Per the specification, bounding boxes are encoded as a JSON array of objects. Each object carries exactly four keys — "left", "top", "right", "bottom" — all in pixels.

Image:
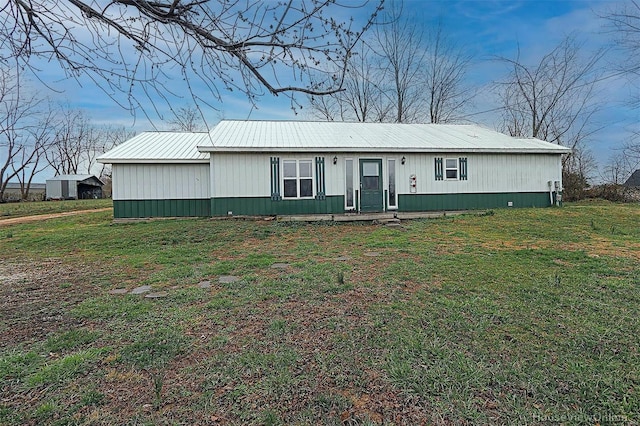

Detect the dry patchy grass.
[{"left": 0, "top": 203, "right": 638, "bottom": 425}]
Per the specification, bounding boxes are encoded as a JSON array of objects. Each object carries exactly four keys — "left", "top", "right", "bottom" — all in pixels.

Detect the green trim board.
[
  {"left": 398, "top": 192, "right": 552, "bottom": 211},
  {"left": 270, "top": 156, "right": 281, "bottom": 200},
  {"left": 315, "top": 156, "right": 326, "bottom": 199},
  {"left": 435, "top": 157, "right": 444, "bottom": 180},
  {"left": 459, "top": 157, "right": 468, "bottom": 180},
  {"left": 212, "top": 192, "right": 550, "bottom": 216},
  {"left": 113, "top": 199, "right": 210, "bottom": 218},
  {"left": 113, "top": 192, "right": 553, "bottom": 218},
  {"left": 211, "top": 196, "right": 344, "bottom": 216}
]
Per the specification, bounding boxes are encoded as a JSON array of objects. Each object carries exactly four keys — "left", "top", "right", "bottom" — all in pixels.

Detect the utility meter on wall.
[{"left": 410, "top": 174, "right": 417, "bottom": 193}]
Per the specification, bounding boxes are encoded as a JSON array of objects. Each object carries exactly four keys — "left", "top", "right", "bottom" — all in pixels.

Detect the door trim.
[{"left": 359, "top": 158, "right": 383, "bottom": 212}]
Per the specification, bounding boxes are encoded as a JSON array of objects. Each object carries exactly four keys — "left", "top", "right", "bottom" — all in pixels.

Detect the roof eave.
[
  {"left": 197, "top": 146, "right": 572, "bottom": 154},
  {"left": 97, "top": 158, "right": 209, "bottom": 164}
]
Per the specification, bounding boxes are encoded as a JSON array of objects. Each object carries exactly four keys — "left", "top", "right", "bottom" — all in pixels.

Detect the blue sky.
[{"left": 15, "top": 0, "right": 640, "bottom": 178}]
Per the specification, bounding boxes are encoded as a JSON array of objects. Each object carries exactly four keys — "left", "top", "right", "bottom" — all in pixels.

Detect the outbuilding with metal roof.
[
  {"left": 98, "top": 120, "right": 570, "bottom": 218},
  {"left": 46, "top": 174, "right": 104, "bottom": 200}
]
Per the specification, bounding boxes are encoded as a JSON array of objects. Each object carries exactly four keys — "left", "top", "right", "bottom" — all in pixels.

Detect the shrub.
[{"left": 585, "top": 184, "right": 639, "bottom": 203}]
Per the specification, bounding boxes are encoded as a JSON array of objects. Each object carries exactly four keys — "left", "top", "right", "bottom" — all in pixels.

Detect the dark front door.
[{"left": 359, "top": 159, "right": 383, "bottom": 212}]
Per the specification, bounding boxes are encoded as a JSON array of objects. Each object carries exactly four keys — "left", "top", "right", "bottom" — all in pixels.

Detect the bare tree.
[
  {"left": 494, "top": 36, "right": 606, "bottom": 199},
  {"left": 309, "top": 41, "right": 389, "bottom": 122},
  {"left": 340, "top": 42, "right": 390, "bottom": 122},
  {"left": 307, "top": 8, "right": 473, "bottom": 124},
  {"left": 45, "top": 107, "right": 123, "bottom": 176},
  {"left": 615, "top": 133, "right": 640, "bottom": 183},
  {"left": 167, "top": 105, "right": 206, "bottom": 132},
  {"left": 12, "top": 105, "right": 55, "bottom": 200},
  {"left": 95, "top": 125, "right": 135, "bottom": 181},
  {"left": 424, "top": 22, "right": 474, "bottom": 123},
  {"left": 497, "top": 37, "right": 603, "bottom": 143},
  {"left": 602, "top": 151, "right": 636, "bottom": 185},
  {"left": 0, "top": 66, "right": 23, "bottom": 200},
  {"left": 623, "top": 132, "right": 640, "bottom": 163},
  {"left": 495, "top": 36, "right": 604, "bottom": 183},
  {"left": 602, "top": 0, "right": 640, "bottom": 79},
  {"left": 2, "top": 0, "right": 384, "bottom": 115},
  {"left": 602, "top": 1, "right": 640, "bottom": 162},
  {"left": 595, "top": 140, "right": 640, "bottom": 202},
  {"left": 308, "top": 92, "right": 346, "bottom": 121},
  {"left": 0, "top": 63, "right": 52, "bottom": 201},
  {"left": 45, "top": 108, "right": 93, "bottom": 176},
  {"left": 375, "top": 2, "right": 426, "bottom": 123}
]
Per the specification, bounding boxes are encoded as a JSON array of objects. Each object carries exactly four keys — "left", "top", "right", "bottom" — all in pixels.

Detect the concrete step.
[{"left": 374, "top": 217, "right": 401, "bottom": 225}]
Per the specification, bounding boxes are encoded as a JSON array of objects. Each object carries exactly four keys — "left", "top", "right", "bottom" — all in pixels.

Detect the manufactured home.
[{"left": 97, "top": 121, "right": 570, "bottom": 219}]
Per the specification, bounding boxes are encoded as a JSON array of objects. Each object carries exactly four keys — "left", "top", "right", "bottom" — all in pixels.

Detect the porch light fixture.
[
  {"left": 401, "top": 156, "right": 406, "bottom": 165},
  {"left": 333, "top": 156, "right": 338, "bottom": 164}
]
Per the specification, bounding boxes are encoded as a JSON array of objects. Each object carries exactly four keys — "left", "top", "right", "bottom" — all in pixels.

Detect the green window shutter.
[
  {"left": 270, "top": 157, "right": 281, "bottom": 201},
  {"left": 435, "top": 157, "right": 443, "bottom": 181},
  {"left": 315, "top": 157, "right": 326, "bottom": 200},
  {"left": 459, "top": 157, "right": 468, "bottom": 180}
]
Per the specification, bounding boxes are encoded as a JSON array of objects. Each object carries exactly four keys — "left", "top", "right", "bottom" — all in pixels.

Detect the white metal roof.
[
  {"left": 5, "top": 182, "right": 46, "bottom": 189},
  {"left": 199, "top": 120, "right": 572, "bottom": 154},
  {"left": 97, "top": 132, "right": 210, "bottom": 163},
  {"left": 47, "top": 174, "right": 100, "bottom": 182}
]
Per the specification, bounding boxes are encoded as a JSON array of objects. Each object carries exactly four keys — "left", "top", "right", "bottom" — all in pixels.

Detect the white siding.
[
  {"left": 372, "top": 153, "right": 560, "bottom": 195},
  {"left": 211, "top": 154, "right": 271, "bottom": 198},
  {"left": 211, "top": 152, "right": 562, "bottom": 199},
  {"left": 112, "top": 164, "right": 209, "bottom": 200},
  {"left": 416, "top": 154, "right": 562, "bottom": 194},
  {"left": 211, "top": 153, "right": 355, "bottom": 198},
  {"left": 324, "top": 155, "right": 342, "bottom": 196},
  {"left": 68, "top": 182, "right": 78, "bottom": 199},
  {"left": 45, "top": 180, "right": 62, "bottom": 199}
]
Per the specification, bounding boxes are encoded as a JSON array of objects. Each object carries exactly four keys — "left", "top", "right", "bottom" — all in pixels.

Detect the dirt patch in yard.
[
  {"left": 0, "top": 208, "right": 112, "bottom": 227},
  {"left": 0, "top": 259, "right": 100, "bottom": 348},
  {"left": 477, "top": 237, "right": 640, "bottom": 260}
]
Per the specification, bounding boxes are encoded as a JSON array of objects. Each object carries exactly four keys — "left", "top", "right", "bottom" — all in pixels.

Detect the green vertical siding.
[
  {"left": 211, "top": 196, "right": 345, "bottom": 216},
  {"left": 114, "top": 192, "right": 551, "bottom": 218},
  {"left": 398, "top": 192, "right": 552, "bottom": 211},
  {"left": 113, "top": 199, "right": 210, "bottom": 218}
]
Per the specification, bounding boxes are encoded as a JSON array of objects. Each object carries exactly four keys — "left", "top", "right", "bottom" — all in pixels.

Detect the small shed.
[
  {"left": 46, "top": 174, "right": 104, "bottom": 200},
  {"left": 623, "top": 170, "right": 640, "bottom": 187}
]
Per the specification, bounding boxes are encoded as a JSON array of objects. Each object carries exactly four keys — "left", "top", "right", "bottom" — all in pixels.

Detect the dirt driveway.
[{"left": 0, "top": 207, "right": 112, "bottom": 227}]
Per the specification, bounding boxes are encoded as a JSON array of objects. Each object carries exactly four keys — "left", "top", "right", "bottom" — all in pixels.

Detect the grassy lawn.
[
  {"left": 0, "top": 201, "right": 638, "bottom": 425},
  {"left": 0, "top": 199, "right": 112, "bottom": 219}
]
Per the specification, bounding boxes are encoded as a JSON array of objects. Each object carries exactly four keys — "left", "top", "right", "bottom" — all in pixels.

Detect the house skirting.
[
  {"left": 113, "top": 199, "right": 210, "bottom": 218},
  {"left": 398, "top": 191, "right": 552, "bottom": 211},
  {"left": 210, "top": 196, "right": 345, "bottom": 216},
  {"left": 112, "top": 192, "right": 553, "bottom": 218}
]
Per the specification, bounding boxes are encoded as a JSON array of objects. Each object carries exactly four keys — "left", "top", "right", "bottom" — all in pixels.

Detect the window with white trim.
[
  {"left": 445, "top": 158, "right": 459, "bottom": 180},
  {"left": 388, "top": 158, "right": 397, "bottom": 208},
  {"left": 283, "top": 159, "right": 314, "bottom": 198},
  {"left": 345, "top": 159, "right": 354, "bottom": 209},
  {"left": 436, "top": 157, "right": 468, "bottom": 181}
]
